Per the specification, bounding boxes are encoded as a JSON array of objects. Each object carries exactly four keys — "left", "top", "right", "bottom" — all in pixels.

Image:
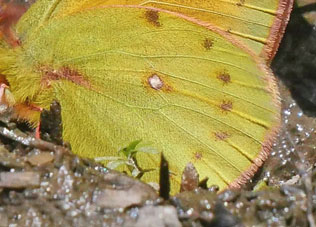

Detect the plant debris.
[
  {"left": 180, "top": 162, "right": 199, "bottom": 192},
  {"left": 0, "top": 172, "right": 40, "bottom": 188}
]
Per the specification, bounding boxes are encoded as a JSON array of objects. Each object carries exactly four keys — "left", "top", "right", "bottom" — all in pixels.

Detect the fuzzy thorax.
[{"left": 0, "top": 43, "right": 52, "bottom": 125}]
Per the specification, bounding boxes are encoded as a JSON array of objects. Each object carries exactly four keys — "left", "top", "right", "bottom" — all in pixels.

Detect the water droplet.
[
  {"left": 296, "top": 124, "right": 303, "bottom": 132},
  {"left": 236, "top": 201, "right": 244, "bottom": 208},
  {"left": 186, "top": 208, "right": 194, "bottom": 215},
  {"left": 284, "top": 109, "right": 291, "bottom": 116}
]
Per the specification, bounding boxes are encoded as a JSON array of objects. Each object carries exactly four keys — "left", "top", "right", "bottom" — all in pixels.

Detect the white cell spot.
[{"left": 148, "top": 74, "right": 164, "bottom": 90}]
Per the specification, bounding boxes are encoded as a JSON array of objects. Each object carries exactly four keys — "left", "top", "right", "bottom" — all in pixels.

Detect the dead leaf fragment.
[
  {"left": 94, "top": 173, "right": 158, "bottom": 209},
  {"left": 180, "top": 162, "right": 199, "bottom": 192},
  {"left": 27, "top": 152, "right": 54, "bottom": 166},
  {"left": 127, "top": 205, "right": 181, "bottom": 227},
  {"left": 0, "top": 172, "right": 40, "bottom": 188}
]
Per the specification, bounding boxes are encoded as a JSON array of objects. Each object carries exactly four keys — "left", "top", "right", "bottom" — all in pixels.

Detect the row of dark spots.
[
  {"left": 145, "top": 10, "right": 231, "bottom": 82},
  {"left": 147, "top": 73, "right": 233, "bottom": 112},
  {"left": 143, "top": 10, "right": 236, "bottom": 164},
  {"left": 202, "top": 39, "right": 233, "bottom": 85},
  {"left": 145, "top": 10, "right": 214, "bottom": 51},
  {"left": 144, "top": 10, "right": 234, "bottom": 112},
  {"left": 202, "top": 39, "right": 233, "bottom": 86},
  {"left": 144, "top": 10, "right": 214, "bottom": 55},
  {"left": 193, "top": 131, "right": 230, "bottom": 161},
  {"left": 144, "top": 10, "right": 232, "bottom": 86}
]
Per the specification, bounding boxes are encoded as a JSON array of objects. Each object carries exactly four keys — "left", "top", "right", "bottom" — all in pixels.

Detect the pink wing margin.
[{"left": 262, "top": 0, "right": 294, "bottom": 61}]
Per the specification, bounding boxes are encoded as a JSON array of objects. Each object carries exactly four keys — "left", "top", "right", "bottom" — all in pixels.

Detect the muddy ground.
[{"left": 0, "top": 1, "right": 316, "bottom": 226}]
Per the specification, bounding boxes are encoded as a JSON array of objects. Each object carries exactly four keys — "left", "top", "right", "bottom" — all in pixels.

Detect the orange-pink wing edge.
[{"left": 262, "top": 0, "right": 294, "bottom": 61}]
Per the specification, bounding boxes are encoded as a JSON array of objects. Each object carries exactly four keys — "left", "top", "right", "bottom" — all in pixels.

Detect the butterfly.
[{"left": 0, "top": 0, "right": 289, "bottom": 192}]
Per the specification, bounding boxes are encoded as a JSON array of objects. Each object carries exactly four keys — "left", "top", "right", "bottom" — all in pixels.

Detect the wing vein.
[
  {"left": 162, "top": 104, "right": 263, "bottom": 145},
  {"left": 159, "top": 111, "right": 237, "bottom": 183},
  {"left": 140, "top": 0, "right": 271, "bottom": 27}
]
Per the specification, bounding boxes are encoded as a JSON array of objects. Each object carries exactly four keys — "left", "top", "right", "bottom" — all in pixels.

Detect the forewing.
[{"left": 17, "top": 0, "right": 293, "bottom": 60}]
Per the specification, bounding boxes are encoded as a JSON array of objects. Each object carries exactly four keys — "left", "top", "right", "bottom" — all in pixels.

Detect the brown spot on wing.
[
  {"left": 145, "top": 10, "right": 161, "bottom": 27},
  {"left": 40, "top": 66, "right": 92, "bottom": 89},
  {"left": 203, "top": 38, "right": 213, "bottom": 50},
  {"left": 220, "top": 100, "right": 233, "bottom": 112},
  {"left": 217, "top": 72, "right": 231, "bottom": 85},
  {"left": 194, "top": 152, "right": 203, "bottom": 160},
  {"left": 236, "top": 0, "right": 245, "bottom": 6},
  {"left": 214, "top": 131, "right": 230, "bottom": 141}
]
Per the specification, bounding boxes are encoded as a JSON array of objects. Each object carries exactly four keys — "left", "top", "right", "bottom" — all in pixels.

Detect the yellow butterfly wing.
[
  {"left": 6, "top": 5, "right": 280, "bottom": 193},
  {"left": 17, "top": 0, "right": 294, "bottom": 60}
]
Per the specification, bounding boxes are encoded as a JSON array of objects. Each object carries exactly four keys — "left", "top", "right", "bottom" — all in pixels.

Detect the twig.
[
  {"left": 303, "top": 171, "right": 316, "bottom": 227},
  {"left": 0, "top": 126, "right": 68, "bottom": 153}
]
